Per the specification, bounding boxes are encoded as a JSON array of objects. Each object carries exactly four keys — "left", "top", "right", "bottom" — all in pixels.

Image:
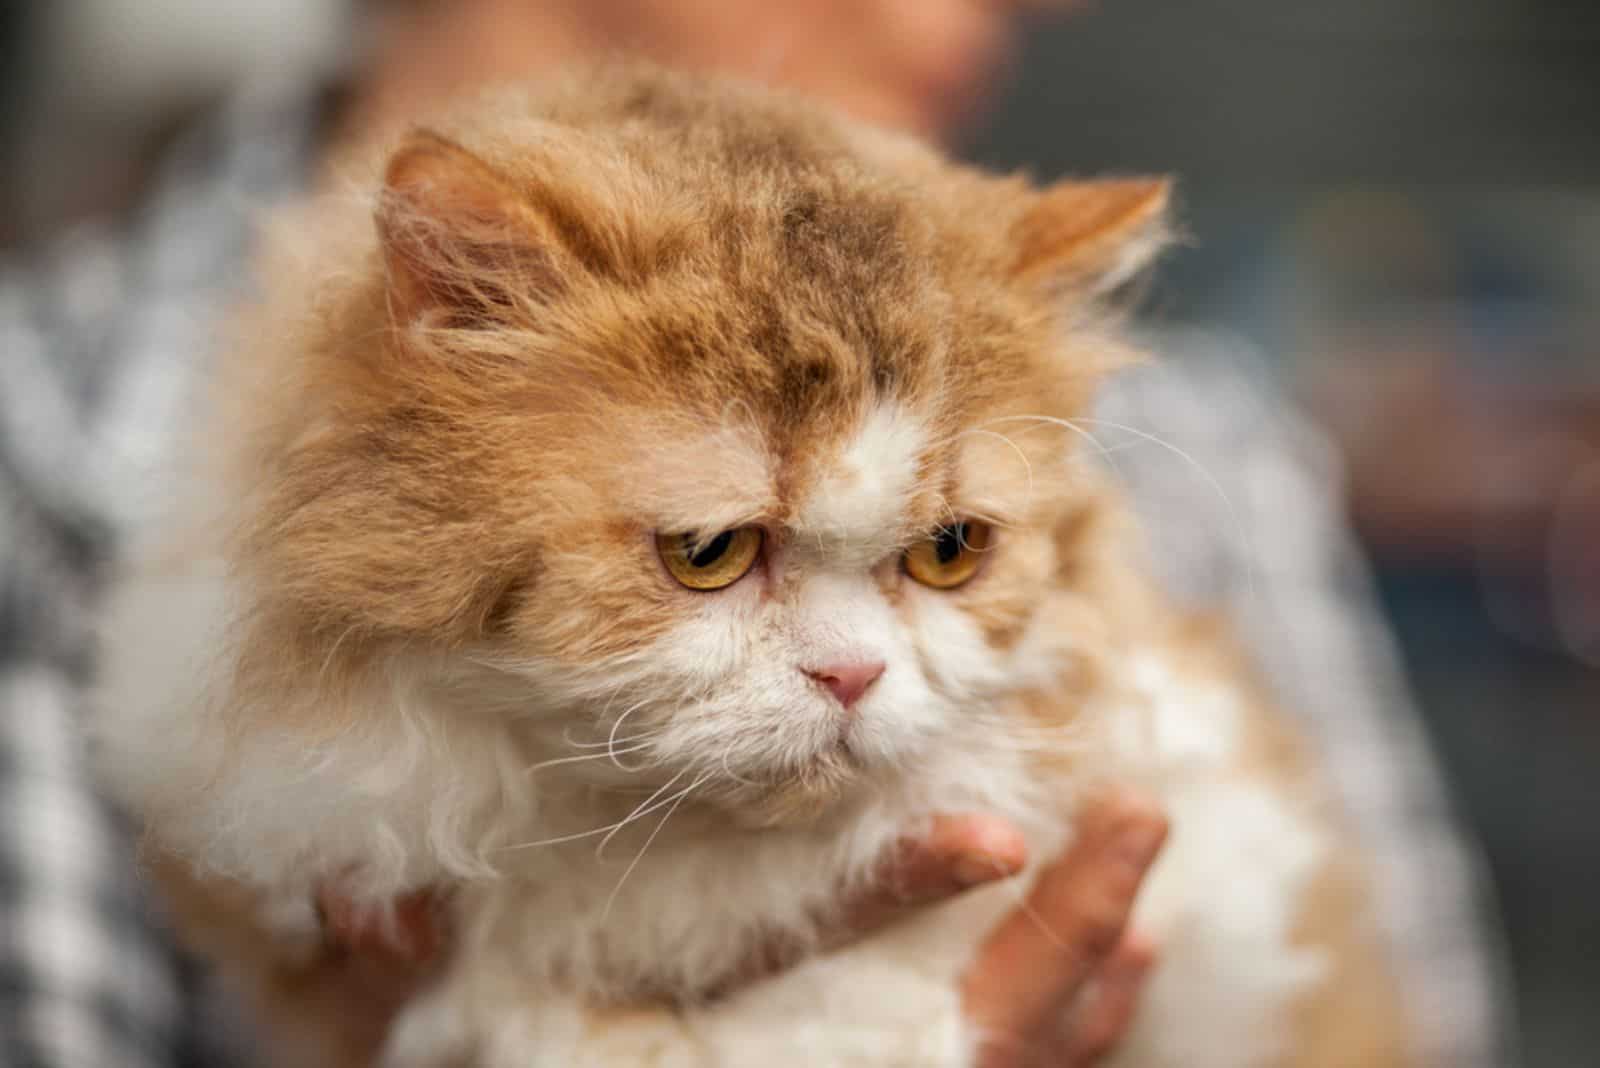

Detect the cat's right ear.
[
  {"left": 376, "top": 132, "right": 564, "bottom": 328},
  {"left": 1009, "top": 178, "right": 1173, "bottom": 303}
]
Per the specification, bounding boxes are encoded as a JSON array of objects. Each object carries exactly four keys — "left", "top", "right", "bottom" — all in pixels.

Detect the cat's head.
[{"left": 243, "top": 71, "right": 1169, "bottom": 826}]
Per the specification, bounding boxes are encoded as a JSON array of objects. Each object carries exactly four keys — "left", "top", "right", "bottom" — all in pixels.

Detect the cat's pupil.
[
  {"left": 689, "top": 531, "right": 733, "bottom": 568},
  {"left": 935, "top": 525, "right": 966, "bottom": 565}
]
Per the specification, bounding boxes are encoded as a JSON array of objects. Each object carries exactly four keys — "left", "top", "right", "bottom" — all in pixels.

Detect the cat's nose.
[{"left": 804, "top": 660, "right": 885, "bottom": 710}]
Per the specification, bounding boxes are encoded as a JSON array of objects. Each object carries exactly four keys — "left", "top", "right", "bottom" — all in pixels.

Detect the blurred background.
[
  {"left": 968, "top": 8, "right": 1600, "bottom": 1066},
  {"left": 2, "top": 1, "right": 1595, "bottom": 1065}
]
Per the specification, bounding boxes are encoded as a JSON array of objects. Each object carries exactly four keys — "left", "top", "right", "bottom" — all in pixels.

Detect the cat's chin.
[{"left": 718, "top": 747, "right": 867, "bottom": 829}]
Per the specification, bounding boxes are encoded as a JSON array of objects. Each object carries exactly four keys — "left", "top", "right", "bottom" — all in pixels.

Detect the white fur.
[
  {"left": 1104, "top": 657, "right": 1328, "bottom": 1068},
  {"left": 94, "top": 398, "right": 1331, "bottom": 1067},
  {"left": 799, "top": 403, "right": 927, "bottom": 553}
]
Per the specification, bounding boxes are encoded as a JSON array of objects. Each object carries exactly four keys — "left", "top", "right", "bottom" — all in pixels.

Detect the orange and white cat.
[{"left": 93, "top": 66, "right": 1413, "bottom": 1067}]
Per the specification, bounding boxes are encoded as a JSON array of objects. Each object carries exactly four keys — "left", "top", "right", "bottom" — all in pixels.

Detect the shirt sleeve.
[
  {"left": 0, "top": 85, "right": 316, "bottom": 1068},
  {"left": 0, "top": 238, "right": 196, "bottom": 1068}
]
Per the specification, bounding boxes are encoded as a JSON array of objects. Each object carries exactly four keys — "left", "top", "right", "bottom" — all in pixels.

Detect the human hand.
[
  {"left": 960, "top": 792, "right": 1167, "bottom": 1067},
  {"left": 309, "top": 885, "right": 449, "bottom": 1059},
  {"left": 318, "top": 790, "right": 1166, "bottom": 1065},
  {"left": 748, "top": 791, "right": 1167, "bottom": 1065}
]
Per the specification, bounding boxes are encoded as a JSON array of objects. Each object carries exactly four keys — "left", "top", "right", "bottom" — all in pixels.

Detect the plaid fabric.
[
  {"left": 0, "top": 85, "right": 315, "bottom": 1068},
  {"left": 0, "top": 87, "right": 1513, "bottom": 1067}
]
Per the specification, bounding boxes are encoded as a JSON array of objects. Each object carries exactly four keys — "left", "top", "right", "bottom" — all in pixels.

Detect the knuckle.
[
  {"left": 1071, "top": 1030, "right": 1116, "bottom": 1063},
  {"left": 1117, "top": 793, "right": 1169, "bottom": 834},
  {"left": 1072, "top": 898, "right": 1131, "bottom": 961}
]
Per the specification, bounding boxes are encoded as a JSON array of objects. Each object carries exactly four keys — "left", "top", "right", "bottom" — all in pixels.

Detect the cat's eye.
[
  {"left": 903, "top": 521, "right": 992, "bottom": 589},
  {"left": 657, "top": 527, "right": 763, "bottom": 591}
]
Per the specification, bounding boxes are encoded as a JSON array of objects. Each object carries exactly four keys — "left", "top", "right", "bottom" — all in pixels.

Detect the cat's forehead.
[
  {"left": 622, "top": 400, "right": 929, "bottom": 537},
  {"left": 794, "top": 402, "right": 931, "bottom": 544},
  {"left": 605, "top": 243, "right": 1059, "bottom": 545},
  {"left": 625, "top": 392, "right": 1039, "bottom": 556}
]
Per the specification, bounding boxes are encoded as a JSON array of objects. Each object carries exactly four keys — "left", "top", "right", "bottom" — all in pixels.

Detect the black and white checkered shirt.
[{"left": 0, "top": 84, "right": 1515, "bottom": 1068}]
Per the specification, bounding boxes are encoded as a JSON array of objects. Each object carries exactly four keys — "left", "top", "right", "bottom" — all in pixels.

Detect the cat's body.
[{"left": 94, "top": 67, "right": 1413, "bottom": 1067}]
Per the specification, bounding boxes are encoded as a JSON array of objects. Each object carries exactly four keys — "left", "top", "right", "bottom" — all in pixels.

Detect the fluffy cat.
[{"left": 93, "top": 66, "right": 1415, "bottom": 1067}]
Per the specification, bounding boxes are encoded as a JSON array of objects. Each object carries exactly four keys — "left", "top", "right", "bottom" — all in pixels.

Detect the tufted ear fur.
[
  {"left": 1010, "top": 178, "right": 1172, "bottom": 300},
  {"left": 377, "top": 132, "right": 575, "bottom": 328}
]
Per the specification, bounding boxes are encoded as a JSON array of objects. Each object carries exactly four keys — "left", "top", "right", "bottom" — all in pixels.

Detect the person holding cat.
[{"left": 0, "top": 2, "right": 1507, "bottom": 1067}]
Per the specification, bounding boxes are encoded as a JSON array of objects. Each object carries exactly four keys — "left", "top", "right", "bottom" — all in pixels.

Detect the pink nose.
[{"left": 805, "top": 660, "right": 885, "bottom": 710}]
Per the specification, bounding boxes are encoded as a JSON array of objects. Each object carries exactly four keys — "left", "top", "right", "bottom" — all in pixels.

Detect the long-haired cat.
[{"left": 93, "top": 66, "right": 1415, "bottom": 1067}]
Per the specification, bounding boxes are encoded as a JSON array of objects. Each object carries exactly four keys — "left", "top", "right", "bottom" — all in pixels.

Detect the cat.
[{"left": 92, "top": 65, "right": 1414, "bottom": 1068}]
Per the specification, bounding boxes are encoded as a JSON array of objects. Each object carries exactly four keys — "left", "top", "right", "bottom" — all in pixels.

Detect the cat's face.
[
  {"left": 484, "top": 386, "right": 1085, "bottom": 826},
  {"left": 250, "top": 73, "right": 1167, "bottom": 825}
]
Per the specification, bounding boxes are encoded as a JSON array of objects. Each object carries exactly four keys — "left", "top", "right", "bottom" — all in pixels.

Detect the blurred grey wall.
[
  {"left": 968, "top": 0, "right": 1600, "bottom": 326},
  {"left": 971, "top": 0, "right": 1600, "bottom": 185}
]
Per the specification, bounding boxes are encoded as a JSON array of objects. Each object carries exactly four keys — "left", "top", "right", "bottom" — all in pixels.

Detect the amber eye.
[
  {"left": 657, "top": 528, "right": 763, "bottom": 591},
  {"left": 903, "top": 520, "right": 992, "bottom": 589}
]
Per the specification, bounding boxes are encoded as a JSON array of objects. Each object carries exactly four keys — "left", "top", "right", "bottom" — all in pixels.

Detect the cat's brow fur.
[
  {"left": 232, "top": 68, "right": 1118, "bottom": 658},
  {"left": 93, "top": 65, "right": 1413, "bottom": 1068}
]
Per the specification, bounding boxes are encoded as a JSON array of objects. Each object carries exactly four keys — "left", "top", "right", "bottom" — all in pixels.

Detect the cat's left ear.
[{"left": 1010, "top": 178, "right": 1172, "bottom": 300}]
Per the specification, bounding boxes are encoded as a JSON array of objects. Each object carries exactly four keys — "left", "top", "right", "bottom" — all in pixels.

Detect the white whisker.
[
  {"left": 1072, "top": 415, "right": 1257, "bottom": 601},
  {"left": 523, "top": 742, "right": 653, "bottom": 775},
  {"left": 979, "top": 851, "right": 1070, "bottom": 953},
  {"left": 980, "top": 413, "right": 1126, "bottom": 485},
  {"left": 959, "top": 428, "right": 1035, "bottom": 511},
  {"left": 600, "top": 771, "right": 710, "bottom": 922},
  {"left": 596, "top": 766, "right": 691, "bottom": 859},
  {"left": 606, "top": 699, "right": 650, "bottom": 764},
  {"left": 561, "top": 729, "right": 661, "bottom": 750},
  {"left": 496, "top": 767, "right": 689, "bottom": 853},
  {"left": 718, "top": 744, "right": 760, "bottom": 787},
  {"left": 981, "top": 412, "right": 1256, "bottom": 600}
]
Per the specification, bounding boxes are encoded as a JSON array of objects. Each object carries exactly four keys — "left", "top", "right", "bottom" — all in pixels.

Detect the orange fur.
[{"left": 113, "top": 65, "right": 1416, "bottom": 1067}]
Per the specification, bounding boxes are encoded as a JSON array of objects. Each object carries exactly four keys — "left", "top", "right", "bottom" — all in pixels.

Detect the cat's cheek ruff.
[
  {"left": 902, "top": 587, "right": 1026, "bottom": 704},
  {"left": 92, "top": 571, "right": 536, "bottom": 903}
]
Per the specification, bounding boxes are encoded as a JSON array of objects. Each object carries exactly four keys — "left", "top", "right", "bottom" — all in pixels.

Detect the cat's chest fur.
[
  {"left": 472, "top": 642, "right": 1306, "bottom": 988},
  {"left": 382, "top": 643, "right": 1336, "bottom": 1068},
  {"left": 452, "top": 716, "right": 1062, "bottom": 1003}
]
